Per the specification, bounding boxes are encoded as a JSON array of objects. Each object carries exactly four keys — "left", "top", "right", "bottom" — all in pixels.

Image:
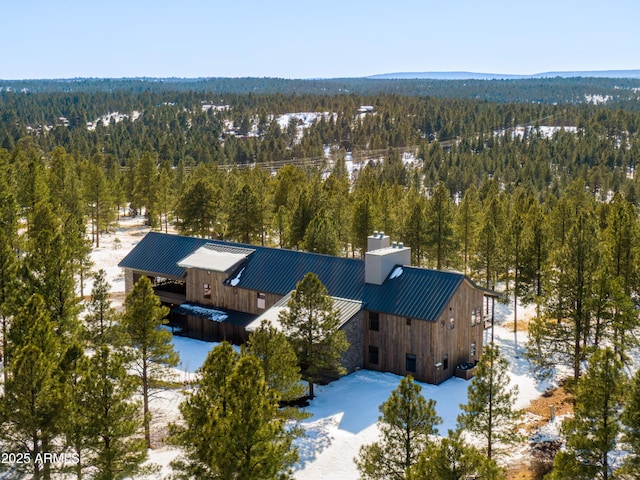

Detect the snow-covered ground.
[{"left": 94, "top": 216, "right": 551, "bottom": 479}]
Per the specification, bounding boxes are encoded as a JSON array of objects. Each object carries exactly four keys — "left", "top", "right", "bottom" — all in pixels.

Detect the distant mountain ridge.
[{"left": 367, "top": 70, "right": 640, "bottom": 80}]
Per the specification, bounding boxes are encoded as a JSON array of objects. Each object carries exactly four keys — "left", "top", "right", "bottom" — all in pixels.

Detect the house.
[{"left": 118, "top": 231, "right": 497, "bottom": 384}]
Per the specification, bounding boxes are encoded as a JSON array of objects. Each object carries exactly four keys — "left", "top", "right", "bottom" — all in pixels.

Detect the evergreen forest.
[{"left": 2, "top": 77, "right": 640, "bottom": 478}]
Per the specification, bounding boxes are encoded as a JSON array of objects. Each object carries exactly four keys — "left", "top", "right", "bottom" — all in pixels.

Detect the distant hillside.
[
  {"left": 2, "top": 76, "right": 640, "bottom": 109},
  {"left": 368, "top": 70, "right": 640, "bottom": 80}
]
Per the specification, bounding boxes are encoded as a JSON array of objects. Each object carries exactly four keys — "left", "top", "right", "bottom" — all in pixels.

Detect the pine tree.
[
  {"left": 407, "top": 429, "right": 504, "bottom": 480},
  {"left": 12, "top": 140, "right": 50, "bottom": 220},
  {"left": 133, "top": 151, "right": 159, "bottom": 228},
  {"left": 174, "top": 176, "right": 221, "bottom": 238},
  {"left": 289, "top": 186, "right": 315, "bottom": 249},
  {"left": 84, "top": 269, "right": 121, "bottom": 348},
  {"left": 503, "top": 188, "right": 531, "bottom": 333},
  {"left": 171, "top": 342, "right": 239, "bottom": 478},
  {"left": 303, "top": 211, "right": 340, "bottom": 256},
  {"left": 75, "top": 346, "right": 147, "bottom": 479},
  {"left": 355, "top": 375, "right": 442, "bottom": 480},
  {"left": 279, "top": 272, "right": 348, "bottom": 398},
  {"left": 244, "top": 320, "right": 306, "bottom": 405},
  {"left": 621, "top": 368, "right": 640, "bottom": 478},
  {"left": 208, "top": 355, "right": 298, "bottom": 479},
  {"left": 0, "top": 168, "right": 20, "bottom": 384},
  {"left": 402, "top": 188, "right": 427, "bottom": 266},
  {"left": 85, "top": 161, "right": 115, "bottom": 247},
  {"left": 457, "top": 344, "right": 521, "bottom": 459},
  {"left": 247, "top": 167, "right": 273, "bottom": 246},
  {"left": 519, "top": 197, "right": 550, "bottom": 318},
  {"left": 475, "top": 190, "right": 504, "bottom": 289},
  {"left": 22, "top": 201, "right": 81, "bottom": 337},
  {"left": 171, "top": 344, "right": 299, "bottom": 479},
  {"left": 350, "top": 192, "right": 378, "bottom": 258},
  {"left": 550, "top": 347, "right": 625, "bottom": 480},
  {"left": 227, "top": 183, "right": 261, "bottom": 244},
  {"left": 545, "top": 204, "right": 600, "bottom": 380},
  {"left": 453, "top": 184, "right": 481, "bottom": 275},
  {"left": 121, "top": 276, "right": 179, "bottom": 448},
  {"left": 323, "top": 157, "right": 351, "bottom": 253},
  {"left": 424, "top": 182, "right": 456, "bottom": 270},
  {"left": 157, "top": 164, "right": 174, "bottom": 234},
  {"left": 1, "top": 296, "right": 65, "bottom": 480},
  {"left": 601, "top": 193, "right": 640, "bottom": 359}
]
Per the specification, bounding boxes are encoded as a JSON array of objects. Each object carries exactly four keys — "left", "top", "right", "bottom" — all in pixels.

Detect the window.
[
  {"left": 369, "top": 346, "right": 379, "bottom": 365},
  {"left": 406, "top": 354, "right": 416, "bottom": 372},
  {"left": 471, "top": 342, "right": 477, "bottom": 357},
  {"left": 257, "top": 292, "right": 266, "bottom": 310},
  {"left": 443, "top": 354, "right": 449, "bottom": 370},
  {"left": 369, "top": 312, "right": 379, "bottom": 331},
  {"left": 406, "top": 318, "right": 412, "bottom": 326},
  {"left": 203, "top": 283, "right": 211, "bottom": 299},
  {"left": 450, "top": 317, "right": 455, "bottom": 329},
  {"left": 471, "top": 307, "right": 482, "bottom": 326}
]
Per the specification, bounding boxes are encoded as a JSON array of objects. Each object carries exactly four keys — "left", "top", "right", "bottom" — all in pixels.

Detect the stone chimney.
[{"left": 365, "top": 233, "right": 411, "bottom": 285}]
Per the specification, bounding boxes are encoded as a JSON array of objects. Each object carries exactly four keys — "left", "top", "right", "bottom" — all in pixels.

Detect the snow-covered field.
[{"left": 94, "top": 216, "right": 551, "bottom": 479}]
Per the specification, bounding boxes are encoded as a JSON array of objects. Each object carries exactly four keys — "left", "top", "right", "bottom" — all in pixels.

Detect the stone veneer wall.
[
  {"left": 339, "top": 311, "right": 364, "bottom": 373},
  {"left": 124, "top": 268, "right": 134, "bottom": 294}
]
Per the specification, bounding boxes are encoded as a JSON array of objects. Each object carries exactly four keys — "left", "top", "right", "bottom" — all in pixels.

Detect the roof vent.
[
  {"left": 379, "top": 231, "right": 384, "bottom": 238},
  {"left": 392, "top": 241, "right": 397, "bottom": 248},
  {"left": 399, "top": 242, "right": 404, "bottom": 248},
  {"left": 373, "top": 230, "right": 379, "bottom": 237}
]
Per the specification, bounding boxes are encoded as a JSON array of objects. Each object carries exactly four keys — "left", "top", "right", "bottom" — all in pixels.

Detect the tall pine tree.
[
  {"left": 407, "top": 429, "right": 504, "bottom": 480},
  {"left": 279, "top": 272, "right": 348, "bottom": 398},
  {"left": 550, "top": 348, "right": 625, "bottom": 480},
  {"left": 457, "top": 344, "right": 521, "bottom": 460},
  {"left": 121, "top": 276, "right": 179, "bottom": 448},
  {"left": 355, "top": 375, "right": 442, "bottom": 480},
  {"left": 171, "top": 344, "right": 299, "bottom": 480}
]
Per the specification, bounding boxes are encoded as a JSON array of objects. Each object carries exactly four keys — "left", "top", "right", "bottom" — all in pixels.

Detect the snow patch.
[
  {"left": 389, "top": 266, "right": 403, "bottom": 279},
  {"left": 172, "top": 304, "right": 228, "bottom": 322},
  {"left": 230, "top": 267, "right": 245, "bottom": 286}
]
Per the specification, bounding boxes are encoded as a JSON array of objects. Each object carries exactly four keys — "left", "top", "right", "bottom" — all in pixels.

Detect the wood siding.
[
  {"left": 184, "top": 267, "right": 282, "bottom": 314},
  {"left": 363, "top": 279, "right": 485, "bottom": 384},
  {"left": 127, "top": 265, "right": 487, "bottom": 385}
]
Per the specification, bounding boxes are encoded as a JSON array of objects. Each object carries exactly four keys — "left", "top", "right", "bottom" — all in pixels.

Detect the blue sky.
[{"left": 2, "top": 0, "right": 638, "bottom": 79}]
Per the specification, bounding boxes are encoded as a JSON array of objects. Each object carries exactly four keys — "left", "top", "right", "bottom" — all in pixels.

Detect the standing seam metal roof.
[{"left": 118, "top": 232, "right": 469, "bottom": 322}]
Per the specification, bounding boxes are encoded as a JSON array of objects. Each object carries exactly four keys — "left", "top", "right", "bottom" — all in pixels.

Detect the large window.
[
  {"left": 369, "top": 346, "right": 379, "bottom": 365},
  {"left": 203, "top": 283, "right": 211, "bottom": 299},
  {"left": 406, "top": 353, "right": 416, "bottom": 372},
  {"left": 369, "top": 312, "right": 379, "bottom": 331}
]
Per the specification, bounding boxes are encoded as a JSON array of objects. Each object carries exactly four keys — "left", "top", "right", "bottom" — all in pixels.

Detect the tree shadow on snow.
[{"left": 293, "top": 415, "right": 339, "bottom": 471}]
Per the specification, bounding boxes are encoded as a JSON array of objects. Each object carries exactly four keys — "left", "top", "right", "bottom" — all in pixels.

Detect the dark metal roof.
[
  {"left": 221, "top": 243, "right": 365, "bottom": 301},
  {"left": 119, "top": 232, "right": 470, "bottom": 322},
  {"left": 118, "top": 232, "right": 210, "bottom": 279},
  {"left": 364, "top": 267, "right": 464, "bottom": 321}
]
